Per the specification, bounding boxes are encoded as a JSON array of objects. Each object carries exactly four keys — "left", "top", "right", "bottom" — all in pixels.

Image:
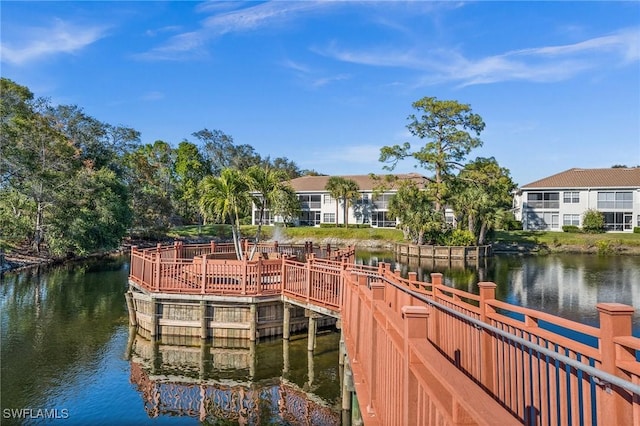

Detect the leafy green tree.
[
  {"left": 199, "top": 168, "right": 250, "bottom": 260},
  {"left": 388, "top": 181, "right": 446, "bottom": 244},
  {"left": 268, "top": 156, "right": 304, "bottom": 179},
  {"left": 192, "top": 128, "right": 234, "bottom": 176},
  {"left": 192, "top": 129, "right": 262, "bottom": 176},
  {"left": 123, "top": 141, "right": 176, "bottom": 234},
  {"left": 582, "top": 209, "right": 605, "bottom": 233},
  {"left": 5, "top": 102, "right": 79, "bottom": 251},
  {"left": 270, "top": 185, "right": 301, "bottom": 226},
  {"left": 174, "top": 141, "right": 207, "bottom": 224},
  {"left": 380, "top": 97, "right": 485, "bottom": 212},
  {"left": 47, "top": 168, "right": 131, "bottom": 255},
  {"left": 0, "top": 189, "right": 34, "bottom": 240},
  {"left": 1, "top": 78, "right": 136, "bottom": 253},
  {"left": 47, "top": 105, "right": 139, "bottom": 174},
  {"left": 449, "top": 157, "right": 516, "bottom": 245}
]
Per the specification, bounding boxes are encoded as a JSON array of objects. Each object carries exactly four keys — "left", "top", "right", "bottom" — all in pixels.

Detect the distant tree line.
[
  {"left": 0, "top": 78, "right": 313, "bottom": 256},
  {"left": 1, "top": 78, "right": 520, "bottom": 257}
]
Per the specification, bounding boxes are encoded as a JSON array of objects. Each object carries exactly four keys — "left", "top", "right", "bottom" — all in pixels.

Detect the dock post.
[
  {"left": 283, "top": 338, "right": 290, "bottom": 375},
  {"left": 125, "top": 291, "right": 137, "bottom": 327},
  {"left": 250, "top": 304, "right": 257, "bottom": 342},
  {"left": 339, "top": 329, "right": 345, "bottom": 366},
  {"left": 307, "top": 349, "right": 315, "bottom": 387},
  {"left": 342, "top": 357, "right": 354, "bottom": 426},
  {"left": 200, "top": 300, "right": 207, "bottom": 340},
  {"left": 283, "top": 303, "right": 291, "bottom": 340},
  {"left": 150, "top": 297, "right": 158, "bottom": 338},
  {"left": 307, "top": 311, "right": 317, "bottom": 351}
]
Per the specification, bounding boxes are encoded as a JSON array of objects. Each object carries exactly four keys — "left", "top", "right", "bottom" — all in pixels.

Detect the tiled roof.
[
  {"left": 521, "top": 168, "right": 640, "bottom": 189},
  {"left": 287, "top": 173, "right": 428, "bottom": 192}
]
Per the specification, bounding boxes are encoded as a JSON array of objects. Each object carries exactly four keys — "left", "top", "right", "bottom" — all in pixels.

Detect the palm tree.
[
  {"left": 245, "top": 164, "right": 289, "bottom": 259},
  {"left": 340, "top": 179, "right": 360, "bottom": 228},
  {"left": 199, "top": 168, "right": 249, "bottom": 260},
  {"left": 325, "top": 177, "right": 360, "bottom": 228},
  {"left": 388, "top": 181, "right": 442, "bottom": 244},
  {"left": 325, "top": 176, "right": 344, "bottom": 226}
]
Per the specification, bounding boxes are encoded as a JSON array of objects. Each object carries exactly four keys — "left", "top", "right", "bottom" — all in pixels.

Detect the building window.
[
  {"left": 373, "top": 194, "right": 393, "bottom": 209},
  {"left": 299, "top": 194, "right": 321, "bottom": 209},
  {"left": 371, "top": 211, "right": 396, "bottom": 228},
  {"left": 563, "top": 214, "right": 580, "bottom": 226},
  {"left": 323, "top": 195, "right": 335, "bottom": 204},
  {"left": 445, "top": 210, "right": 455, "bottom": 225},
  {"left": 563, "top": 191, "right": 579, "bottom": 203},
  {"left": 527, "top": 212, "right": 559, "bottom": 230},
  {"left": 527, "top": 192, "right": 559, "bottom": 209},
  {"left": 323, "top": 213, "right": 335, "bottom": 223},
  {"left": 602, "top": 212, "right": 633, "bottom": 231},
  {"left": 299, "top": 210, "right": 320, "bottom": 226},
  {"left": 597, "top": 191, "right": 633, "bottom": 209}
]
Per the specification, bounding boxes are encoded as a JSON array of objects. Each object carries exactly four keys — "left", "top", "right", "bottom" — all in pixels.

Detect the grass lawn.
[
  {"left": 168, "top": 225, "right": 640, "bottom": 252},
  {"left": 167, "top": 224, "right": 406, "bottom": 242},
  {"left": 493, "top": 230, "right": 640, "bottom": 247}
]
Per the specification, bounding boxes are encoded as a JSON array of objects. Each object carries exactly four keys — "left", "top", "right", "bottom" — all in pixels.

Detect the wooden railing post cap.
[
  {"left": 401, "top": 305, "right": 429, "bottom": 319},
  {"left": 596, "top": 303, "right": 635, "bottom": 315},
  {"left": 478, "top": 281, "right": 497, "bottom": 289}
]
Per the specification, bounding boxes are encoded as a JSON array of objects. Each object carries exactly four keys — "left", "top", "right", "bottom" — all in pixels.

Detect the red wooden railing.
[{"left": 128, "top": 243, "right": 640, "bottom": 426}]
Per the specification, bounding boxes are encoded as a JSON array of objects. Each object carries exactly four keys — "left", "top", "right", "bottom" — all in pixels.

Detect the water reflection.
[
  {"left": 126, "top": 331, "right": 341, "bottom": 424},
  {"left": 357, "top": 250, "right": 640, "bottom": 335},
  {"left": 0, "top": 256, "right": 342, "bottom": 425},
  {"left": 0, "top": 258, "right": 130, "bottom": 415}
]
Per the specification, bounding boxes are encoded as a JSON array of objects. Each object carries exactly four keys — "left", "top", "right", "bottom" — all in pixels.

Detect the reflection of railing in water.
[
  {"left": 130, "top": 362, "right": 339, "bottom": 425},
  {"left": 127, "top": 331, "right": 340, "bottom": 425}
]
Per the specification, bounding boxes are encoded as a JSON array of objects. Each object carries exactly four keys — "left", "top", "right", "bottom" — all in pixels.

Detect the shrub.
[
  {"left": 634, "top": 227, "right": 640, "bottom": 234},
  {"left": 595, "top": 240, "right": 614, "bottom": 255},
  {"left": 438, "top": 229, "right": 476, "bottom": 246},
  {"left": 582, "top": 209, "right": 605, "bottom": 234},
  {"left": 562, "top": 225, "right": 581, "bottom": 233}
]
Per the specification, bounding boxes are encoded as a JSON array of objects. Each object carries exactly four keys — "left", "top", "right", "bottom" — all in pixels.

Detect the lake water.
[
  {"left": 359, "top": 250, "right": 640, "bottom": 335},
  {"left": 1, "top": 252, "right": 638, "bottom": 424}
]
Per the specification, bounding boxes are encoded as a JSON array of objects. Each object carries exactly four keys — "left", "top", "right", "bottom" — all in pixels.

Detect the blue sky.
[{"left": 2, "top": 1, "right": 639, "bottom": 186}]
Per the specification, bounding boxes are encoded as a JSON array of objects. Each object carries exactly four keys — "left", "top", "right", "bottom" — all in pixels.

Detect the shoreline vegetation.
[{"left": 2, "top": 225, "right": 640, "bottom": 274}]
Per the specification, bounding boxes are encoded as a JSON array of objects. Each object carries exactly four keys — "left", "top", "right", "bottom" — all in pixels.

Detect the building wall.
[
  {"left": 252, "top": 190, "right": 399, "bottom": 228},
  {"left": 517, "top": 187, "right": 640, "bottom": 232}
]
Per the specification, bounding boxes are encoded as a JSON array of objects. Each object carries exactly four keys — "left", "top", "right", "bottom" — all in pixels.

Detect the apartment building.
[
  {"left": 513, "top": 168, "right": 640, "bottom": 231},
  {"left": 251, "top": 173, "right": 432, "bottom": 228}
]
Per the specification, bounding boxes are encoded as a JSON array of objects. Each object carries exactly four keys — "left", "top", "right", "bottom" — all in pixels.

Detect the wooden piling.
[
  {"left": 125, "top": 291, "right": 137, "bottom": 327},
  {"left": 283, "top": 303, "right": 291, "bottom": 340}
]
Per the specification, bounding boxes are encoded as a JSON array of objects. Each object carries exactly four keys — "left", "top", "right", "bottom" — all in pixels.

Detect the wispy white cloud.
[
  {"left": 311, "top": 74, "right": 351, "bottom": 88},
  {"left": 141, "top": 91, "right": 165, "bottom": 101},
  {"left": 317, "top": 27, "right": 640, "bottom": 87},
  {"left": 145, "top": 26, "right": 182, "bottom": 37},
  {"left": 138, "top": 1, "right": 336, "bottom": 61},
  {"left": 0, "top": 19, "right": 107, "bottom": 65},
  {"left": 281, "top": 57, "right": 351, "bottom": 89}
]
